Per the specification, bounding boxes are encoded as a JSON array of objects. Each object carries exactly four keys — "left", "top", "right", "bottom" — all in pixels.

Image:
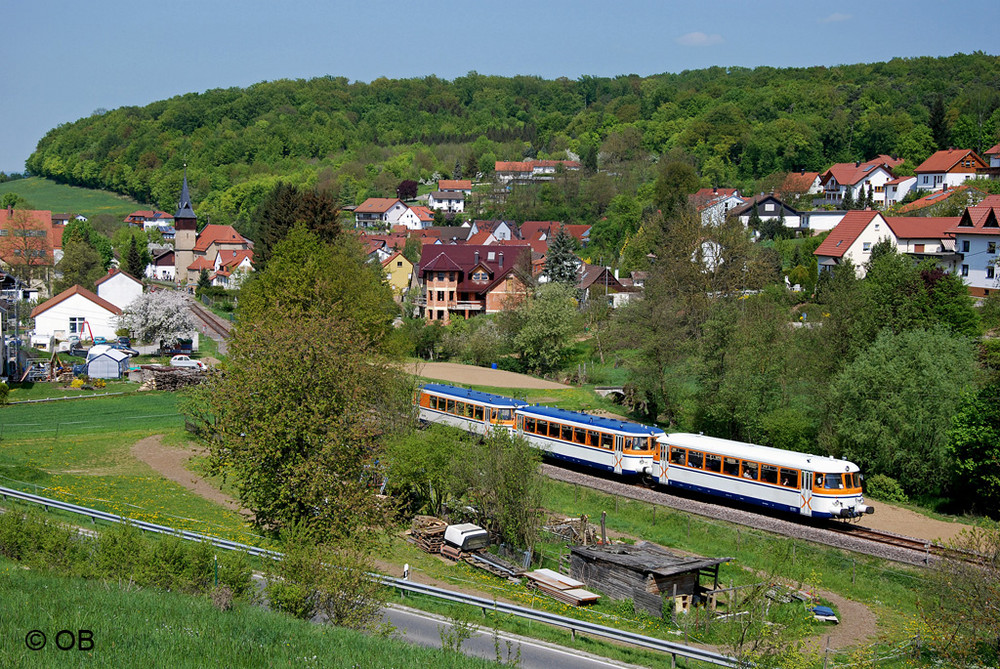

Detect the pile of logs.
[
  {"left": 138, "top": 366, "right": 205, "bottom": 391},
  {"left": 543, "top": 515, "right": 599, "bottom": 546},
  {"left": 409, "top": 515, "right": 448, "bottom": 554}
]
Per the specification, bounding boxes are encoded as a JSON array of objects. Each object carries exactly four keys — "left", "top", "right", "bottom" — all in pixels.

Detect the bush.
[
  {"left": 0, "top": 381, "right": 8, "bottom": 405},
  {"left": 865, "top": 474, "right": 909, "bottom": 503},
  {"left": 70, "top": 378, "right": 85, "bottom": 389}
]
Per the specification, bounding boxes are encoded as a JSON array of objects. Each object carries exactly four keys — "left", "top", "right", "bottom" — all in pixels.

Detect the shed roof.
[{"left": 570, "top": 542, "right": 731, "bottom": 577}]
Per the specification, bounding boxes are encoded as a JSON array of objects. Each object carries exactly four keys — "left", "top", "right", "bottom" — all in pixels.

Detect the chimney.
[
  {"left": 855, "top": 161, "right": 861, "bottom": 168},
  {"left": 474, "top": 251, "right": 479, "bottom": 265},
  {"left": 614, "top": 268, "right": 619, "bottom": 280},
  {"left": 712, "top": 186, "right": 718, "bottom": 194},
  {"left": 499, "top": 252, "right": 504, "bottom": 268},
  {"left": 800, "top": 168, "right": 805, "bottom": 174}
]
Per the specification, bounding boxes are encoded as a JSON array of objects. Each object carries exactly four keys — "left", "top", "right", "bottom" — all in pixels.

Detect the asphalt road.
[{"left": 385, "top": 604, "right": 646, "bottom": 669}]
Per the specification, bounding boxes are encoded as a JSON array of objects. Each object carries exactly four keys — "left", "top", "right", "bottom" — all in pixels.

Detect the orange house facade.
[{"left": 417, "top": 244, "right": 531, "bottom": 324}]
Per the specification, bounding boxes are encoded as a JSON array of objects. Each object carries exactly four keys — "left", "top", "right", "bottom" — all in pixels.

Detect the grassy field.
[
  {"left": 0, "top": 176, "right": 140, "bottom": 219},
  {"left": 0, "top": 557, "right": 494, "bottom": 669},
  {"left": 0, "top": 391, "right": 256, "bottom": 542}
]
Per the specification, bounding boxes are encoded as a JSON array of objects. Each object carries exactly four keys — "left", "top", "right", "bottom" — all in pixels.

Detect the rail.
[{"left": 0, "top": 484, "right": 744, "bottom": 668}]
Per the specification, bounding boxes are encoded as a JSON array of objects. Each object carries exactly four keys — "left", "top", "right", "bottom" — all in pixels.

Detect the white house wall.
[
  {"left": 97, "top": 274, "right": 142, "bottom": 310},
  {"left": 34, "top": 294, "right": 120, "bottom": 341},
  {"left": 955, "top": 233, "right": 1000, "bottom": 292}
]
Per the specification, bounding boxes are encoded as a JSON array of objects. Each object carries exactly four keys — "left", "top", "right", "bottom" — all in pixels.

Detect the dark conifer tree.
[
  {"left": 544, "top": 226, "right": 580, "bottom": 286},
  {"left": 124, "top": 235, "right": 145, "bottom": 278}
]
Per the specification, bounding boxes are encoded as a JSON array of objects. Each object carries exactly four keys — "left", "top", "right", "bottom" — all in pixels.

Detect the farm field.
[{"left": 0, "top": 176, "right": 140, "bottom": 219}]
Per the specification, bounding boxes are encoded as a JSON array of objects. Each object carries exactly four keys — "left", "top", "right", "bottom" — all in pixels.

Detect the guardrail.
[{"left": 0, "top": 484, "right": 744, "bottom": 668}]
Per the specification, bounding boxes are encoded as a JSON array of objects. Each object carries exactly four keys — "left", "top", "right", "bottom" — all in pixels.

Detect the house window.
[
  {"left": 69, "top": 317, "right": 85, "bottom": 334},
  {"left": 764, "top": 204, "right": 775, "bottom": 212},
  {"left": 863, "top": 242, "right": 872, "bottom": 252},
  {"left": 397, "top": 261, "right": 403, "bottom": 267},
  {"left": 988, "top": 266, "right": 996, "bottom": 280},
  {"left": 436, "top": 291, "right": 444, "bottom": 301},
  {"left": 914, "top": 244, "right": 925, "bottom": 253},
  {"left": 989, "top": 242, "right": 997, "bottom": 254},
  {"left": 934, "top": 175, "right": 943, "bottom": 185},
  {"left": 961, "top": 265, "right": 969, "bottom": 277},
  {"left": 962, "top": 240, "right": 971, "bottom": 253},
  {"left": 436, "top": 272, "right": 444, "bottom": 281},
  {"left": 922, "top": 176, "right": 929, "bottom": 184}
]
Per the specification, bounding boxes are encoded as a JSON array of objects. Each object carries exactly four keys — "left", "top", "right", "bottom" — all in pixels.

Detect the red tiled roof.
[
  {"left": 438, "top": 180, "right": 472, "bottom": 191},
  {"left": 779, "top": 171, "right": 819, "bottom": 193},
  {"left": 188, "top": 256, "right": 215, "bottom": 271},
  {"left": 688, "top": 188, "right": 743, "bottom": 211},
  {"left": 821, "top": 160, "right": 892, "bottom": 187},
  {"left": 381, "top": 251, "right": 404, "bottom": 268},
  {"left": 897, "top": 185, "right": 969, "bottom": 213},
  {"left": 885, "top": 176, "right": 916, "bottom": 186},
  {"left": 193, "top": 224, "right": 248, "bottom": 253},
  {"left": 94, "top": 268, "right": 142, "bottom": 287},
  {"left": 883, "top": 217, "right": 959, "bottom": 240},
  {"left": 356, "top": 198, "right": 403, "bottom": 213},
  {"left": 945, "top": 204, "right": 1000, "bottom": 236},
  {"left": 125, "top": 210, "right": 171, "bottom": 221},
  {"left": 914, "top": 149, "right": 986, "bottom": 173},
  {"left": 466, "top": 230, "right": 493, "bottom": 245},
  {"left": 985, "top": 143, "right": 1000, "bottom": 157},
  {"left": 409, "top": 205, "right": 434, "bottom": 222},
  {"left": 813, "top": 211, "right": 881, "bottom": 259},
  {"left": 30, "top": 285, "right": 122, "bottom": 318},
  {"left": 419, "top": 244, "right": 531, "bottom": 292},
  {"left": 216, "top": 249, "right": 254, "bottom": 269},
  {"left": 495, "top": 161, "right": 534, "bottom": 173},
  {"left": 519, "top": 221, "right": 591, "bottom": 244}
]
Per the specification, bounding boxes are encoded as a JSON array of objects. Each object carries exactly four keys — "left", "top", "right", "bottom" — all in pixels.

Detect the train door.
[
  {"left": 658, "top": 441, "right": 670, "bottom": 483},
  {"left": 800, "top": 470, "right": 814, "bottom": 517},
  {"left": 613, "top": 435, "right": 624, "bottom": 475}
]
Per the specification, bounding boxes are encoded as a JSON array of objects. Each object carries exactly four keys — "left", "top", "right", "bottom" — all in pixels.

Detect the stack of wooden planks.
[
  {"left": 524, "top": 568, "right": 601, "bottom": 606},
  {"left": 409, "top": 515, "right": 448, "bottom": 554}
]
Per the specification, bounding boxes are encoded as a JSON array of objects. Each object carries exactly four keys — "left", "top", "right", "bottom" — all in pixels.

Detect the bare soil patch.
[
  {"left": 131, "top": 435, "right": 249, "bottom": 517},
  {"left": 857, "top": 502, "right": 968, "bottom": 545},
  {"left": 406, "top": 361, "right": 569, "bottom": 390}
]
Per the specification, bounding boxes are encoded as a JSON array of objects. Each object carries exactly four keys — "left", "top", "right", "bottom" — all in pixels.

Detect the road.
[{"left": 384, "top": 604, "right": 645, "bottom": 669}]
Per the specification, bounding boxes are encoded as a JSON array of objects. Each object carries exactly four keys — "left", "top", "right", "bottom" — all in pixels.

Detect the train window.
[
  {"left": 670, "top": 447, "right": 686, "bottom": 465},
  {"left": 845, "top": 473, "right": 857, "bottom": 488},
  {"left": 814, "top": 473, "right": 823, "bottom": 489},
  {"left": 825, "top": 473, "right": 844, "bottom": 489},
  {"left": 601, "top": 432, "right": 613, "bottom": 450},
  {"left": 630, "top": 437, "right": 644, "bottom": 451},
  {"left": 561, "top": 424, "right": 573, "bottom": 442},
  {"left": 474, "top": 405, "right": 484, "bottom": 421},
  {"left": 575, "top": 427, "right": 587, "bottom": 444},
  {"left": 525, "top": 417, "right": 535, "bottom": 432},
  {"left": 761, "top": 464, "right": 779, "bottom": 485},
  {"left": 549, "top": 421, "right": 561, "bottom": 438},
  {"left": 536, "top": 420, "right": 547, "bottom": 435},
  {"left": 429, "top": 395, "right": 438, "bottom": 410},
  {"left": 780, "top": 468, "right": 799, "bottom": 488},
  {"left": 688, "top": 451, "right": 704, "bottom": 469},
  {"left": 723, "top": 457, "right": 740, "bottom": 476},
  {"left": 446, "top": 399, "right": 455, "bottom": 413},
  {"left": 589, "top": 431, "right": 600, "bottom": 447},
  {"left": 742, "top": 462, "right": 759, "bottom": 481},
  {"left": 705, "top": 454, "right": 722, "bottom": 473},
  {"left": 467, "top": 403, "right": 476, "bottom": 418}
]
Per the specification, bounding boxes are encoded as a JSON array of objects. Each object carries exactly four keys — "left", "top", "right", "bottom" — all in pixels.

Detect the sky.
[{"left": 2, "top": 0, "right": 997, "bottom": 174}]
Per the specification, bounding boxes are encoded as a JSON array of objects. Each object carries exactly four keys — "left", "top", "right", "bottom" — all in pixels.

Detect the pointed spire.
[{"left": 174, "top": 164, "right": 197, "bottom": 220}]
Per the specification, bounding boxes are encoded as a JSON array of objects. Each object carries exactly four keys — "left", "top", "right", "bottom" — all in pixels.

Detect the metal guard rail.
[{"left": 0, "top": 484, "right": 743, "bottom": 668}]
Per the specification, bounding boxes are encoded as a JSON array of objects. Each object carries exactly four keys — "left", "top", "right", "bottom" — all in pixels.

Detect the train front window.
[
  {"left": 761, "top": 464, "right": 779, "bottom": 485},
  {"left": 687, "top": 451, "right": 703, "bottom": 469},
  {"left": 780, "top": 468, "right": 799, "bottom": 488},
  {"left": 723, "top": 457, "right": 739, "bottom": 476},
  {"left": 825, "top": 473, "right": 844, "bottom": 489},
  {"left": 670, "top": 447, "right": 686, "bottom": 465},
  {"left": 705, "top": 454, "right": 722, "bottom": 473},
  {"left": 845, "top": 473, "right": 857, "bottom": 489},
  {"left": 630, "top": 437, "right": 644, "bottom": 451}
]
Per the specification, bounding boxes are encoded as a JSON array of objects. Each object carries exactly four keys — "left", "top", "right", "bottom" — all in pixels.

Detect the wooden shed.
[{"left": 569, "top": 542, "right": 731, "bottom": 617}]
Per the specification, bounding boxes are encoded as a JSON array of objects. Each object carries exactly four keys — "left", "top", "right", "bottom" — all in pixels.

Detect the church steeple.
[{"left": 174, "top": 165, "right": 197, "bottom": 221}]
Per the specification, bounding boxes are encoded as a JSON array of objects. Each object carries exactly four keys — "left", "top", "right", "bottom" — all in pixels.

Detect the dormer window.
[{"left": 487, "top": 252, "right": 495, "bottom": 261}]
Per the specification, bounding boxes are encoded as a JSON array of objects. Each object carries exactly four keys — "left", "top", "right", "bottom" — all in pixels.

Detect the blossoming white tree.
[{"left": 119, "top": 291, "right": 195, "bottom": 344}]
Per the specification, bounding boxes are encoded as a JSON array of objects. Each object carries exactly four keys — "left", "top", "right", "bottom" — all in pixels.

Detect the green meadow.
[{"left": 0, "top": 177, "right": 140, "bottom": 219}]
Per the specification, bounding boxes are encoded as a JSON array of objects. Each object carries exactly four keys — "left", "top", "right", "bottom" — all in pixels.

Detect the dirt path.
[
  {"left": 407, "top": 361, "right": 569, "bottom": 390},
  {"left": 857, "top": 502, "right": 968, "bottom": 545},
  {"left": 131, "top": 435, "right": 248, "bottom": 516}
]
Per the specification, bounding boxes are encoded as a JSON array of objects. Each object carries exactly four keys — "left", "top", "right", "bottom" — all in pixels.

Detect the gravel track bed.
[{"left": 541, "top": 463, "right": 937, "bottom": 568}]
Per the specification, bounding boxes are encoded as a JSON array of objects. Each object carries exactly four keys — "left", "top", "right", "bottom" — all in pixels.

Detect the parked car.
[
  {"left": 117, "top": 336, "right": 131, "bottom": 347},
  {"left": 93, "top": 336, "right": 108, "bottom": 345},
  {"left": 170, "top": 355, "right": 206, "bottom": 370}
]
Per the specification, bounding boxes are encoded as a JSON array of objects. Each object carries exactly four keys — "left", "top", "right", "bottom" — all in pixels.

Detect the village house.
[
  {"left": 211, "top": 249, "right": 255, "bottom": 288},
  {"left": 125, "top": 210, "right": 174, "bottom": 230},
  {"left": 146, "top": 249, "right": 176, "bottom": 282},
  {"left": 883, "top": 176, "right": 918, "bottom": 207},
  {"left": 494, "top": 159, "right": 580, "bottom": 184},
  {"left": 689, "top": 188, "right": 745, "bottom": 226},
  {"left": 884, "top": 216, "right": 962, "bottom": 273},
  {"left": 813, "top": 211, "right": 898, "bottom": 278},
  {"left": 914, "top": 149, "right": 988, "bottom": 192},
  {"left": 381, "top": 251, "right": 413, "bottom": 297},
  {"left": 0, "top": 207, "right": 62, "bottom": 297},
  {"left": 427, "top": 190, "right": 465, "bottom": 214},
  {"left": 818, "top": 156, "right": 899, "bottom": 206},
  {"left": 437, "top": 179, "right": 472, "bottom": 194},
  {"left": 417, "top": 244, "right": 531, "bottom": 324},
  {"left": 778, "top": 170, "right": 822, "bottom": 196},
  {"left": 982, "top": 143, "right": 1000, "bottom": 180},
  {"left": 732, "top": 194, "right": 802, "bottom": 231},
  {"left": 945, "top": 195, "right": 1000, "bottom": 297},
  {"left": 94, "top": 268, "right": 143, "bottom": 310},
  {"left": 30, "top": 285, "right": 122, "bottom": 344},
  {"left": 354, "top": 198, "right": 409, "bottom": 228},
  {"left": 519, "top": 221, "right": 591, "bottom": 247}
]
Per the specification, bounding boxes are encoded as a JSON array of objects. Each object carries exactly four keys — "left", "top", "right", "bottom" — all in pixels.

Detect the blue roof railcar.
[
  {"left": 419, "top": 383, "right": 529, "bottom": 408},
  {"left": 516, "top": 404, "right": 665, "bottom": 437}
]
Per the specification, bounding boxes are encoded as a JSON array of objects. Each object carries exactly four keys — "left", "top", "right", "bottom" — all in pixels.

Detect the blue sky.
[{"left": 1, "top": 0, "right": 996, "bottom": 174}]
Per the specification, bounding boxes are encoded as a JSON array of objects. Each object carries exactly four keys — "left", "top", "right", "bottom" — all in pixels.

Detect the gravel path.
[
  {"left": 407, "top": 361, "right": 569, "bottom": 390},
  {"left": 131, "top": 435, "right": 249, "bottom": 517}
]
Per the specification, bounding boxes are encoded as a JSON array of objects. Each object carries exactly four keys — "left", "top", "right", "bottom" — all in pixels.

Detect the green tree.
[
  {"left": 402, "top": 235, "right": 421, "bottom": 265},
  {"left": 385, "top": 425, "right": 463, "bottom": 516},
  {"left": 123, "top": 235, "right": 145, "bottom": 279},
  {"left": 111, "top": 226, "right": 151, "bottom": 270},
  {"left": 826, "top": 327, "right": 979, "bottom": 497},
  {"left": 653, "top": 159, "right": 699, "bottom": 216},
  {"left": 543, "top": 226, "right": 580, "bottom": 285},
  {"left": 948, "top": 380, "right": 1000, "bottom": 515},
  {"left": 197, "top": 268, "right": 211, "bottom": 292},
  {"left": 64, "top": 218, "right": 114, "bottom": 269},
  {"left": 54, "top": 236, "right": 105, "bottom": 292},
  {"left": 503, "top": 282, "right": 579, "bottom": 375},
  {"left": 842, "top": 189, "right": 855, "bottom": 210}
]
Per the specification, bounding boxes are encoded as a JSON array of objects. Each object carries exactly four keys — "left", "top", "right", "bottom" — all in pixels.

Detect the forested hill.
[{"left": 27, "top": 53, "right": 1000, "bottom": 226}]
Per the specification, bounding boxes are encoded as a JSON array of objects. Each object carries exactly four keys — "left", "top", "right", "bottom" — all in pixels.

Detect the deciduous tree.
[
  {"left": 119, "top": 290, "right": 195, "bottom": 344},
  {"left": 54, "top": 236, "right": 105, "bottom": 293}
]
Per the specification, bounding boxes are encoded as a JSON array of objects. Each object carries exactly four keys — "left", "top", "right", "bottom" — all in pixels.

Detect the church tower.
[{"left": 173, "top": 167, "right": 197, "bottom": 285}]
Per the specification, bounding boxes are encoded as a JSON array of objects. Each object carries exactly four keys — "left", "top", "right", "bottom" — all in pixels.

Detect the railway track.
[
  {"left": 187, "top": 298, "right": 233, "bottom": 339},
  {"left": 541, "top": 463, "right": 980, "bottom": 568}
]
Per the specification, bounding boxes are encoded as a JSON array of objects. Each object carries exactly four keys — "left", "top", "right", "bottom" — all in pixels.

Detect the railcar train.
[{"left": 414, "top": 384, "right": 874, "bottom": 520}]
